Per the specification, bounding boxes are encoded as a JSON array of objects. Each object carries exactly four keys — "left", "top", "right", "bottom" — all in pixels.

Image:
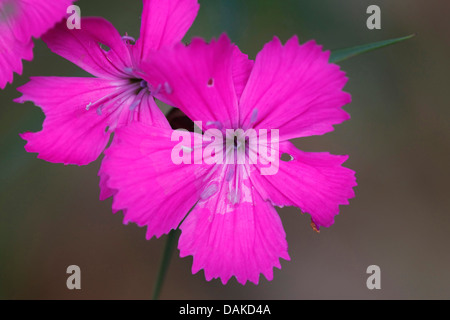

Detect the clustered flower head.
[{"left": 5, "top": 0, "right": 356, "bottom": 285}]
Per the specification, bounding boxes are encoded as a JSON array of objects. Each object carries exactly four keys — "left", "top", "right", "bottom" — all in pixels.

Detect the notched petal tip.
[
  {"left": 285, "top": 34, "right": 300, "bottom": 47},
  {"left": 13, "top": 95, "right": 26, "bottom": 104},
  {"left": 19, "top": 131, "right": 32, "bottom": 146},
  {"left": 217, "top": 32, "right": 232, "bottom": 44}
]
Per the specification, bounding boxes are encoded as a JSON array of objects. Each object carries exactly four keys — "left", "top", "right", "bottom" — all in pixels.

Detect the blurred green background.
[{"left": 1, "top": 0, "right": 449, "bottom": 299}]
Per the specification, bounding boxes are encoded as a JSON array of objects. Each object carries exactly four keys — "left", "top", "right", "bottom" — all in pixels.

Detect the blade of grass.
[
  {"left": 330, "top": 34, "right": 415, "bottom": 63},
  {"left": 152, "top": 230, "right": 178, "bottom": 300}
]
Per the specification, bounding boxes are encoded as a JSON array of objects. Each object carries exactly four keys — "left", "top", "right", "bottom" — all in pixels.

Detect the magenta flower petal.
[
  {"left": 250, "top": 141, "right": 356, "bottom": 228},
  {"left": 15, "top": 77, "right": 120, "bottom": 165},
  {"left": 142, "top": 34, "right": 241, "bottom": 128},
  {"left": 17, "top": 1, "right": 199, "bottom": 166},
  {"left": 3, "top": 0, "right": 74, "bottom": 41},
  {"left": 179, "top": 169, "right": 290, "bottom": 285},
  {"left": 239, "top": 36, "right": 351, "bottom": 140},
  {"left": 0, "top": 32, "right": 33, "bottom": 88},
  {"left": 232, "top": 45, "right": 254, "bottom": 101},
  {"left": 0, "top": 0, "right": 74, "bottom": 88},
  {"left": 99, "top": 170, "right": 115, "bottom": 201},
  {"left": 42, "top": 17, "right": 132, "bottom": 79},
  {"left": 100, "top": 123, "right": 214, "bottom": 239},
  {"left": 135, "top": 0, "right": 199, "bottom": 59},
  {"left": 97, "top": 96, "right": 171, "bottom": 199},
  {"left": 16, "top": 77, "right": 170, "bottom": 165}
]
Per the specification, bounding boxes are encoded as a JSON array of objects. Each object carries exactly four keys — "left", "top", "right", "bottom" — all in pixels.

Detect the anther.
[
  {"left": 164, "top": 82, "right": 173, "bottom": 94},
  {"left": 122, "top": 34, "right": 135, "bottom": 44}
]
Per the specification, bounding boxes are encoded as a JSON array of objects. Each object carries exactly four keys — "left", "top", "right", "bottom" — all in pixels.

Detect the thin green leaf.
[
  {"left": 330, "top": 34, "right": 415, "bottom": 63},
  {"left": 152, "top": 230, "right": 178, "bottom": 300}
]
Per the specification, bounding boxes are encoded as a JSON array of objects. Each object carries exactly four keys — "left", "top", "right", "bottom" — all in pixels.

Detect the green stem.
[{"left": 152, "top": 230, "right": 177, "bottom": 300}]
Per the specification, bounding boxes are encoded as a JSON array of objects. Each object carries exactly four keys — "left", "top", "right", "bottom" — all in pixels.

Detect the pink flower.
[
  {"left": 0, "top": 0, "right": 75, "bottom": 89},
  {"left": 14, "top": 0, "right": 199, "bottom": 166},
  {"left": 100, "top": 35, "right": 357, "bottom": 284}
]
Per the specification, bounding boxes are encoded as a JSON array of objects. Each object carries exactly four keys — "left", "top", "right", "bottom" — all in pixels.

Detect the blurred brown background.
[{"left": 0, "top": 0, "right": 449, "bottom": 299}]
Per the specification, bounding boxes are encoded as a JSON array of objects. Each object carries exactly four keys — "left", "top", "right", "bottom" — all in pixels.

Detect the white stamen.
[
  {"left": 227, "top": 188, "right": 240, "bottom": 205},
  {"left": 129, "top": 100, "right": 139, "bottom": 111},
  {"left": 250, "top": 108, "right": 258, "bottom": 124},
  {"left": 225, "top": 166, "right": 234, "bottom": 182},
  {"left": 153, "top": 83, "right": 162, "bottom": 95},
  {"left": 96, "top": 105, "right": 103, "bottom": 115},
  {"left": 205, "top": 121, "right": 223, "bottom": 130},
  {"left": 200, "top": 183, "right": 219, "bottom": 200},
  {"left": 227, "top": 165, "right": 241, "bottom": 205},
  {"left": 122, "top": 34, "right": 136, "bottom": 44},
  {"left": 164, "top": 82, "right": 173, "bottom": 94}
]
